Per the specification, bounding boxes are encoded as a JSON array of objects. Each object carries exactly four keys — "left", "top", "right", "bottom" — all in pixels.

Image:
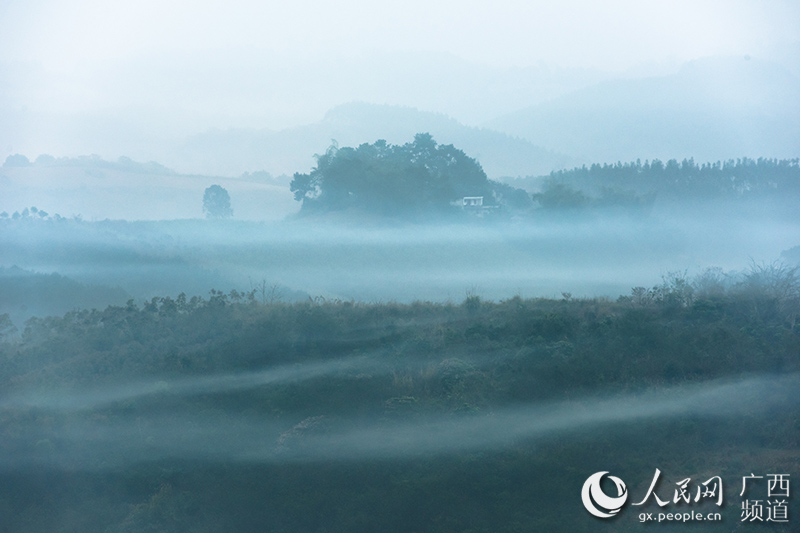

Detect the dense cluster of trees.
[
  {"left": 539, "top": 157, "right": 800, "bottom": 198},
  {"left": 290, "top": 134, "right": 527, "bottom": 218},
  {"left": 0, "top": 265, "right": 797, "bottom": 531}
]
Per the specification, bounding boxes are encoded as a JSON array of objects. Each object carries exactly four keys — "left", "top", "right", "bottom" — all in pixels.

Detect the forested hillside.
[
  {"left": 1, "top": 265, "right": 797, "bottom": 532},
  {"left": 513, "top": 157, "right": 800, "bottom": 215}
]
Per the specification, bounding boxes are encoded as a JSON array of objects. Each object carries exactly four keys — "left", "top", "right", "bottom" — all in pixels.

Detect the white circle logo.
[{"left": 581, "top": 471, "right": 628, "bottom": 518}]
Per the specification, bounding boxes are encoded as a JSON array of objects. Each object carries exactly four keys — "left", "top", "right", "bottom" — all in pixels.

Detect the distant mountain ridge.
[
  {"left": 486, "top": 56, "right": 800, "bottom": 164},
  {"left": 170, "top": 103, "right": 577, "bottom": 179}
]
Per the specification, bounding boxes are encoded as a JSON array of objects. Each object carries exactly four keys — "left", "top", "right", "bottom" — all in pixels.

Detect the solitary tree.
[{"left": 203, "top": 185, "right": 233, "bottom": 219}]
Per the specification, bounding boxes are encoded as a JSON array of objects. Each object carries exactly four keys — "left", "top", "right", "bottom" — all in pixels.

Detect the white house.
[{"left": 462, "top": 196, "right": 483, "bottom": 207}]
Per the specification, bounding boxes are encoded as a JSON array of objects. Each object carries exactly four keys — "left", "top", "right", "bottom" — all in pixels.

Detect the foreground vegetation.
[{"left": 0, "top": 265, "right": 797, "bottom": 531}]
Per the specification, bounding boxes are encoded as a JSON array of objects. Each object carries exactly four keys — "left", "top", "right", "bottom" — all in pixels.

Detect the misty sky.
[
  {"left": 2, "top": 0, "right": 798, "bottom": 133},
  {"left": 3, "top": 0, "right": 798, "bottom": 71}
]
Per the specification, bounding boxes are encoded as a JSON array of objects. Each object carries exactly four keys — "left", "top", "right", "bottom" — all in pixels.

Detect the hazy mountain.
[
  {"left": 486, "top": 56, "right": 800, "bottom": 165},
  {"left": 167, "top": 102, "right": 578, "bottom": 179},
  {"left": 0, "top": 50, "right": 614, "bottom": 164}
]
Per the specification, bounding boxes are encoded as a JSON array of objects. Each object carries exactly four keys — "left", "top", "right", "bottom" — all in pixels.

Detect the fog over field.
[
  {"left": 1, "top": 2, "right": 799, "bottom": 533},
  {"left": 2, "top": 199, "right": 798, "bottom": 326}
]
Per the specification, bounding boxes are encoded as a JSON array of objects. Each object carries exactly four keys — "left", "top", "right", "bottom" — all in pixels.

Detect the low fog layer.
[
  {"left": 2, "top": 353, "right": 393, "bottom": 411},
  {"left": 2, "top": 372, "right": 795, "bottom": 468},
  {"left": 2, "top": 202, "right": 798, "bottom": 319}
]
